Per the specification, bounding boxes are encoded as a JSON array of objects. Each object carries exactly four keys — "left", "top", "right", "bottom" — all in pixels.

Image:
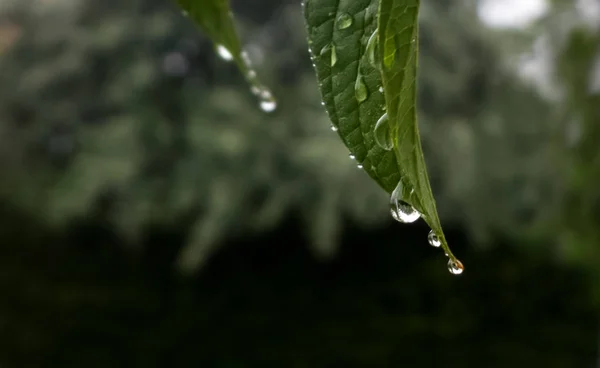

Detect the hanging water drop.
[
  {"left": 330, "top": 125, "right": 338, "bottom": 132},
  {"left": 366, "top": 29, "right": 379, "bottom": 68},
  {"left": 389, "top": 181, "right": 421, "bottom": 223},
  {"left": 336, "top": 13, "right": 353, "bottom": 30},
  {"left": 216, "top": 44, "right": 233, "bottom": 62},
  {"left": 355, "top": 74, "right": 368, "bottom": 103},
  {"left": 374, "top": 113, "right": 393, "bottom": 150},
  {"left": 258, "top": 89, "right": 277, "bottom": 112},
  {"left": 427, "top": 230, "right": 441, "bottom": 248},
  {"left": 447, "top": 259, "right": 464, "bottom": 275}
]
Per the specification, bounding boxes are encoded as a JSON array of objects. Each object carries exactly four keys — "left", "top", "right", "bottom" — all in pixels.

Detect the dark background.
[{"left": 0, "top": 0, "right": 599, "bottom": 366}]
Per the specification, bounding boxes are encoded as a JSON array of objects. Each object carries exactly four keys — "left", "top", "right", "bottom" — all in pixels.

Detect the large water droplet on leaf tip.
[
  {"left": 336, "top": 13, "right": 353, "bottom": 30},
  {"left": 374, "top": 112, "right": 393, "bottom": 150},
  {"left": 448, "top": 259, "right": 464, "bottom": 275},
  {"left": 216, "top": 44, "right": 233, "bottom": 62},
  {"left": 355, "top": 74, "right": 368, "bottom": 103},
  {"left": 427, "top": 230, "right": 441, "bottom": 248},
  {"left": 390, "top": 181, "right": 421, "bottom": 223}
]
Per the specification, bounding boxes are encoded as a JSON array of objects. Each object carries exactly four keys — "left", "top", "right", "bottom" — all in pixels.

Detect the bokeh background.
[{"left": 1, "top": 0, "right": 600, "bottom": 366}]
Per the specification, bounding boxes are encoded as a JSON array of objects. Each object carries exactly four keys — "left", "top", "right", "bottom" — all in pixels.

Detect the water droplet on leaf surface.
[
  {"left": 427, "top": 230, "right": 441, "bottom": 247},
  {"left": 349, "top": 154, "right": 356, "bottom": 160},
  {"left": 374, "top": 113, "right": 393, "bottom": 150},
  {"left": 330, "top": 125, "right": 338, "bottom": 132},
  {"left": 330, "top": 45, "right": 337, "bottom": 67},
  {"left": 390, "top": 181, "right": 421, "bottom": 223},
  {"left": 366, "top": 30, "right": 379, "bottom": 68},
  {"left": 447, "top": 259, "right": 464, "bottom": 275},
  {"left": 355, "top": 74, "right": 368, "bottom": 103},
  {"left": 216, "top": 44, "right": 233, "bottom": 62},
  {"left": 336, "top": 13, "right": 353, "bottom": 29}
]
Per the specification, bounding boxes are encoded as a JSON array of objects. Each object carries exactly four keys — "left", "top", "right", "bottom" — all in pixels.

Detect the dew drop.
[
  {"left": 447, "top": 259, "right": 464, "bottom": 275},
  {"left": 319, "top": 43, "right": 337, "bottom": 67},
  {"left": 216, "top": 44, "right": 233, "bottom": 62},
  {"left": 260, "top": 99, "right": 277, "bottom": 112},
  {"left": 379, "top": 86, "right": 384, "bottom": 93},
  {"left": 374, "top": 113, "right": 393, "bottom": 150},
  {"left": 355, "top": 74, "right": 368, "bottom": 103},
  {"left": 390, "top": 181, "right": 421, "bottom": 223},
  {"left": 366, "top": 29, "right": 379, "bottom": 68},
  {"left": 257, "top": 89, "right": 277, "bottom": 112},
  {"left": 331, "top": 45, "right": 337, "bottom": 67},
  {"left": 330, "top": 125, "right": 338, "bottom": 132},
  {"left": 427, "top": 230, "right": 441, "bottom": 248},
  {"left": 349, "top": 154, "right": 356, "bottom": 160},
  {"left": 336, "top": 13, "right": 353, "bottom": 30},
  {"left": 357, "top": 164, "right": 363, "bottom": 169}
]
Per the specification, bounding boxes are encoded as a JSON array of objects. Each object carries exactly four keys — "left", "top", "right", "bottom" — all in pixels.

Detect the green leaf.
[
  {"left": 175, "top": 0, "right": 276, "bottom": 110},
  {"left": 305, "top": 0, "right": 461, "bottom": 268}
]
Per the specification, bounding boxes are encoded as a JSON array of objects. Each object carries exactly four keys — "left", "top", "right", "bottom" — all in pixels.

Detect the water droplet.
[
  {"left": 330, "top": 125, "right": 338, "bottom": 132},
  {"left": 336, "top": 13, "right": 353, "bottom": 30},
  {"left": 366, "top": 30, "right": 379, "bottom": 68},
  {"left": 260, "top": 99, "right": 277, "bottom": 112},
  {"left": 379, "top": 86, "right": 384, "bottom": 93},
  {"left": 349, "top": 154, "right": 356, "bottom": 160},
  {"left": 427, "top": 230, "right": 441, "bottom": 248},
  {"left": 355, "top": 74, "right": 368, "bottom": 103},
  {"left": 319, "top": 43, "right": 337, "bottom": 67},
  {"left": 216, "top": 44, "right": 233, "bottom": 62},
  {"left": 241, "top": 51, "right": 252, "bottom": 67},
  {"left": 321, "top": 101, "right": 325, "bottom": 106},
  {"left": 357, "top": 164, "right": 363, "bottom": 169},
  {"left": 390, "top": 181, "right": 421, "bottom": 223},
  {"left": 331, "top": 46, "right": 337, "bottom": 67},
  {"left": 447, "top": 259, "right": 464, "bottom": 275},
  {"left": 374, "top": 113, "right": 393, "bottom": 150},
  {"left": 258, "top": 89, "right": 277, "bottom": 112}
]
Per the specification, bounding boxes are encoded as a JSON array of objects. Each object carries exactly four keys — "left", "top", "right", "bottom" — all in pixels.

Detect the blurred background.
[{"left": 0, "top": 0, "right": 599, "bottom": 366}]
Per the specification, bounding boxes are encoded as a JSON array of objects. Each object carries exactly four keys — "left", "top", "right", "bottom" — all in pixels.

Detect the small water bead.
[
  {"left": 330, "top": 125, "right": 338, "bottom": 132},
  {"left": 374, "top": 113, "right": 393, "bottom": 150},
  {"left": 216, "top": 44, "right": 233, "bottom": 62},
  {"left": 355, "top": 74, "right": 368, "bottom": 103},
  {"left": 319, "top": 43, "right": 337, "bottom": 67},
  {"left": 427, "top": 230, "right": 441, "bottom": 248},
  {"left": 366, "top": 30, "right": 379, "bottom": 68},
  {"left": 336, "top": 13, "right": 353, "bottom": 30},
  {"left": 379, "top": 86, "right": 384, "bottom": 93},
  {"left": 357, "top": 164, "right": 363, "bottom": 169},
  {"left": 330, "top": 45, "right": 337, "bottom": 67},
  {"left": 349, "top": 154, "right": 356, "bottom": 160},
  {"left": 258, "top": 89, "right": 277, "bottom": 112},
  {"left": 389, "top": 182, "right": 421, "bottom": 223},
  {"left": 260, "top": 98, "right": 277, "bottom": 112},
  {"left": 447, "top": 259, "right": 464, "bottom": 275}
]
